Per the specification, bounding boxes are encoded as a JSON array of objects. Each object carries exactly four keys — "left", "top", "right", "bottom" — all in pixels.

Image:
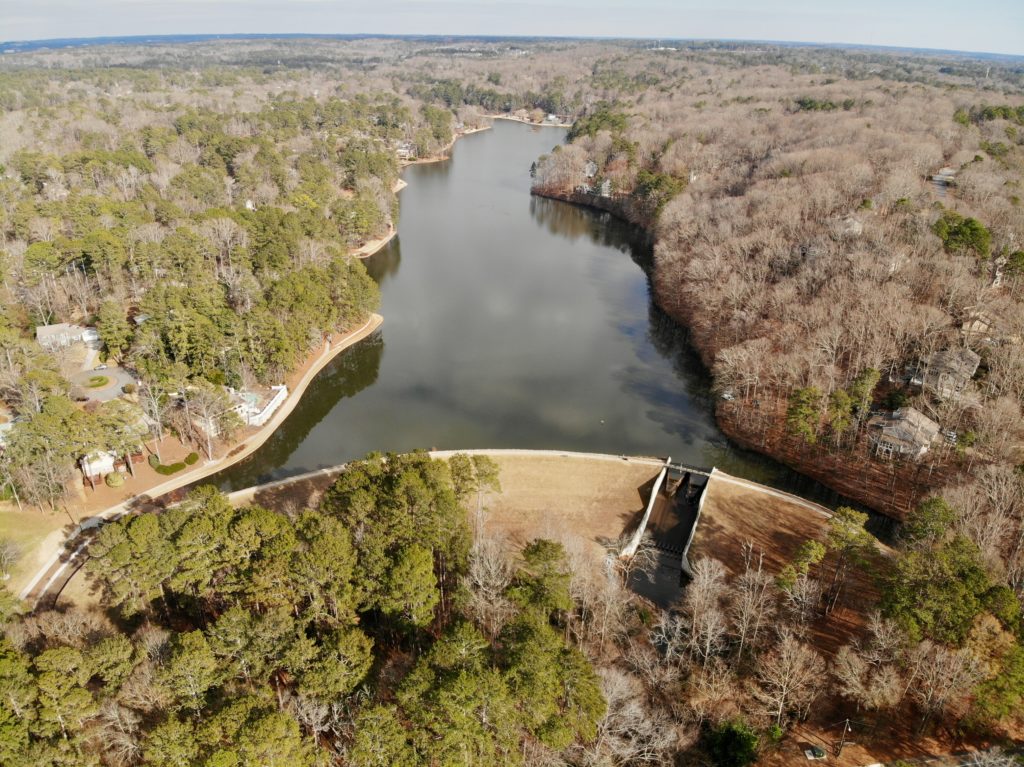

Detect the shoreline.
[
  {"left": 11, "top": 120, "right": 500, "bottom": 602},
  {"left": 399, "top": 124, "right": 493, "bottom": 168},
  {"left": 15, "top": 313, "right": 383, "bottom": 601},
  {"left": 492, "top": 115, "right": 573, "bottom": 128},
  {"left": 347, "top": 179, "right": 409, "bottom": 259},
  {"left": 531, "top": 185, "right": 909, "bottom": 518}
]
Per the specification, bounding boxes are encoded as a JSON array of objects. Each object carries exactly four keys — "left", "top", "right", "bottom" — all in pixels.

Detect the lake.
[{"left": 216, "top": 119, "right": 830, "bottom": 501}]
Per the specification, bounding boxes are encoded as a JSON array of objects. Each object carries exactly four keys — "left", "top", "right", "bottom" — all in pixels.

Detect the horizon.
[
  {"left": 1, "top": 31, "right": 1021, "bottom": 62},
  {"left": 3, "top": 0, "right": 1022, "bottom": 58}
]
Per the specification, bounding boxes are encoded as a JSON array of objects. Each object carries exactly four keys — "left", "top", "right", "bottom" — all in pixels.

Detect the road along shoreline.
[
  {"left": 17, "top": 312, "right": 383, "bottom": 602},
  {"left": 14, "top": 121, "right": 506, "bottom": 602}
]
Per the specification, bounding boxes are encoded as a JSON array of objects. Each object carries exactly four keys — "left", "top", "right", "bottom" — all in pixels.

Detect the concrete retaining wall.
[
  {"left": 620, "top": 457, "right": 670, "bottom": 558},
  {"left": 680, "top": 466, "right": 714, "bottom": 578}
]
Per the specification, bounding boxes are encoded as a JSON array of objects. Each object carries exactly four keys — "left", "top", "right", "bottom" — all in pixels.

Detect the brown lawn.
[{"left": 478, "top": 454, "right": 662, "bottom": 559}]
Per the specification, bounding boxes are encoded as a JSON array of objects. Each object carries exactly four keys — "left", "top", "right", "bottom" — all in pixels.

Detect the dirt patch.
[{"left": 760, "top": 719, "right": 984, "bottom": 767}]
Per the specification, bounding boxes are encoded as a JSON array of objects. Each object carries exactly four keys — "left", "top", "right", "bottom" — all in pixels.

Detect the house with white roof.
[{"left": 35, "top": 323, "right": 100, "bottom": 351}]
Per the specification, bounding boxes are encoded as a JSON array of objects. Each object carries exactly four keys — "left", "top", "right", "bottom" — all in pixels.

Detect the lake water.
[{"left": 216, "top": 120, "right": 828, "bottom": 501}]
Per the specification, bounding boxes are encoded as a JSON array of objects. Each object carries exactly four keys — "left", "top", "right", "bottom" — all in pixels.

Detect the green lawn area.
[{"left": 86, "top": 375, "right": 110, "bottom": 388}]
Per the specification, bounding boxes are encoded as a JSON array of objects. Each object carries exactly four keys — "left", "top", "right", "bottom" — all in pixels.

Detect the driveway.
[{"left": 70, "top": 366, "right": 136, "bottom": 402}]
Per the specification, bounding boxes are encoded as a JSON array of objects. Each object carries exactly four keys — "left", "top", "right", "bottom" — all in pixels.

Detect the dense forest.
[
  {"left": 0, "top": 453, "right": 614, "bottom": 765},
  {"left": 0, "top": 48, "right": 434, "bottom": 508},
  {"left": 1, "top": 454, "right": 1022, "bottom": 765},
  {"left": 527, "top": 45, "right": 1024, "bottom": 521}
]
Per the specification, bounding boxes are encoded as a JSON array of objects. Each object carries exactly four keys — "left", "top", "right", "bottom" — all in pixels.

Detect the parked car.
[{"left": 94, "top": 364, "right": 108, "bottom": 371}]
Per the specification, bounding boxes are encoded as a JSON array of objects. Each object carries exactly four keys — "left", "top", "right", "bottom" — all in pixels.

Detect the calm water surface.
[{"left": 216, "top": 121, "right": 828, "bottom": 500}]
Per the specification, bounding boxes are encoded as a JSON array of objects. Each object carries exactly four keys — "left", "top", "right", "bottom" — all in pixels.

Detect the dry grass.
[
  {"left": 690, "top": 474, "right": 833, "bottom": 577},
  {"left": 480, "top": 454, "right": 661, "bottom": 558},
  {"left": 692, "top": 473, "right": 884, "bottom": 655},
  {"left": 0, "top": 508, "right": 70, "bottom": 591}
]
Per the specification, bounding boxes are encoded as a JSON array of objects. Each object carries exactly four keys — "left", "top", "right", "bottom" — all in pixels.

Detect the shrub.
[
  {"left": 155, "top": 462, "right": 186, "bottom": 476},
  {"left": 795, "top": 96, "right": 838, "bottom": 112},
  {"left": 147, "top": 454, "right": 188, "bottom": 475},
  {"left": 122, "top": 382, "right": 137, "bottom": 394},
  {"left": 104, "top": 472, "right": 124, "bottom": 488},
  {"left": 184, "top": 452, "right": 199, "bottom": 466},
  {"left": 704, "top": 720, "right": 760, "bottom": 767}
]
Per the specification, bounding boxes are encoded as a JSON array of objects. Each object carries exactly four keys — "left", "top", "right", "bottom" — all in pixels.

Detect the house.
[
  {"left": 931, "top": 166, "right": 957, "bottom": 187},
  {"left": 991, "top": 255, "right": 1007, "bottom": 289},
  {"left": 80, "top": 451, "right": 117, "bottom": 482},
  {"left": 867, "top": 408, "right": 941, "bottom": 460},
  {"left": 921, "top": 347, "right": 981, "bottom": 399},
  {"left": 962, "top": 310, "right": 1020, "bottom": 347},
  {"left": 599, "top": 179, "right": 612, "bottom": 197},
  {"left": 931, "top": 167, "right": 956, "bottom": 197},
  {"left": 396, "top": 141, "right": 416, "bottom": 161},
  {"left": 228, "top": 385, "right": 288, "bottom": 428},
  {"left": 35, "top": 323, "right": 101, "bottom": 351},
  {"left": 584, "top": 161, "right": 598, "bottom": 179},
  {"left": 962, "top": 311, "right": 1002, "bottom": 345}
]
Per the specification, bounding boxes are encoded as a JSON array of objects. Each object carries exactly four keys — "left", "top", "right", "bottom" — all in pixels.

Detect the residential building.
[
  {"left": 921, "top": 347, "right": 981, "bottom": 399},
  {"left": 228, "top": 385, "right": 289, "bottom": 428},
  {"left": 35, "top": 323, "right": 101, "bottom": 351},
  {"left": 80, "top": 451, "right": 117, "bottom": 482},
  {"left": 867, "top": 408, "right": 941, "bottom": 460}
]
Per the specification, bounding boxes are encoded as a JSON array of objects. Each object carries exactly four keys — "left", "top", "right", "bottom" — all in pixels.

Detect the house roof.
[
  {"left": 870, "top": 407, "right": 940, "bottom": 450},
  {"left": 923, "top": 347, "right": 981, "bottom": 390},
  {"left": 35, "top": 322, "right": 78, "bottom": 340},
  {"left": 35, "top": 323, "right": 99, "bottom": 345}
]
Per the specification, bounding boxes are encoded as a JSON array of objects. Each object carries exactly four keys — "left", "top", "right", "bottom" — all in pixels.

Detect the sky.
[{"left": 2, "top": 0, "right": 1022, "bottom": 57}]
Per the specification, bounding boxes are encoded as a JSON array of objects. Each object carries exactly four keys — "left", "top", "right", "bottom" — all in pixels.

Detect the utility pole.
[{"left": 831, "top": 718, "right": 854, "bottom": 758}]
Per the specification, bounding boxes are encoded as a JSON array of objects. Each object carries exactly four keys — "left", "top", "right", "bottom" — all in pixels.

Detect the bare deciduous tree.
[
  {"left": 754, "top": 629, "right": 826, "bottom": 726},
  {"left": 730, "top": 542, "right": 776, "bottom": 657},
  {"left": 463, "top": 535, "right": 515, "bottom": 639},
  {"left": 907, "top": 641, "right": 983, "bottom": 731}
]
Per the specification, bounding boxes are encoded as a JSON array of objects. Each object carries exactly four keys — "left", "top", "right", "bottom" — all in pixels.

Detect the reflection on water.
[
  {"left": 218, "top": 333, "right": 384, "bottom": 489},
  {"left": 363, "top": 238, "right": 402, "bottom": 285},
  {"left": 214, "top": 120, "right": 848, "bottom": 512}
]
